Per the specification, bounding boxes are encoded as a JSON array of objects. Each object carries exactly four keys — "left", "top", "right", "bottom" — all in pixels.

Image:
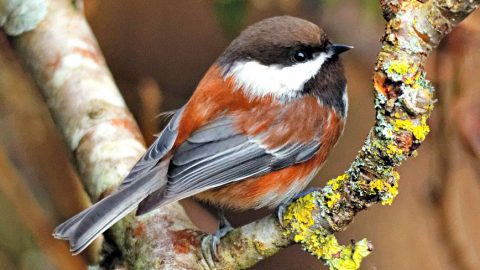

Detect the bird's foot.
[
  {"left": 201, "top": 209, "right": 234, "bottom": 261},
  {"left": 275, "top": 187, "right": 319, "bottom": 227}
]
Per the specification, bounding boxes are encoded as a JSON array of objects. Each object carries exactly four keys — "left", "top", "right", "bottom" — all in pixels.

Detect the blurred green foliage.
[
  {"left": 0, "top": 195, "right": 53, "bottom": 270},
  {"left": 212, "top": 0, "right": 382, "bottom": 39},
  {"left": 324, "top": 0, "right": 381, "bottom": 19},
  {"left": 213, "top": 0, "right": 248, "bottom": 38}
]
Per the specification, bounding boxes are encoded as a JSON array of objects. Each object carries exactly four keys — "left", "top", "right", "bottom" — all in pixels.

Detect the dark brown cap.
[{"left": 218, "top": 16, "right": 329, "bottom": 68}]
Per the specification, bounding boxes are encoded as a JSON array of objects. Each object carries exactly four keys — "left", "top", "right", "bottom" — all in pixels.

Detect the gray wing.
[
  {"left": 163, "top": 116, "right": 320, "bottom": 202},
  {"left": 53, "top": 108, "right": 185, "bottom": 254},
  {"left": 119, "top": 106, "right": 184, "bottom": 187}
]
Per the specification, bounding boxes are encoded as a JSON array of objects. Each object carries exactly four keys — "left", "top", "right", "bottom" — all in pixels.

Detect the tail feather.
[
  {"left": 136, "top": 187, "right": 169, "bottom": 215},
  {"left": 53, "top": 161, "right": 168, "bottom": 255},
  {"left": 54, "top": 206, "right": 92, "bottom": 240}
]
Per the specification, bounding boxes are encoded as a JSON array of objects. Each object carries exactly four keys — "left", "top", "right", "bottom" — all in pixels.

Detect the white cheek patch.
[{"left": 226, "top": 52, "right": 331, "bottom": 100}]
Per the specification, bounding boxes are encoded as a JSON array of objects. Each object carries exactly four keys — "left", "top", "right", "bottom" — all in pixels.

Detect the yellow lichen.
[
  {"left": 327, "top": 173, "right": 349, "bottom": 191},
  {"left": 392, "top": 117, "right": 430, "bottom": 141},
  {"left": 325, "top": 238, "right": 372, "bottom": 270},
  {"left": 253, "top": 240, "right": 278, "bottom": 257},
  {"left": 385, "top": 59, "right": 418, "bottom": 84},
  {"left": 326, "top": 193, "right": 341, "bottom": 208},
  {"left": 354, "top": 172, "right": 399, "bottom": 206},
  {"left": 369, "top": 179, "right": 385, "bottom": 192},
  {"left": 323, "top": 174, "right": 350, "bottom": 209},
  {"left": 380, "top": 171, "right": 400, "bottom": 205},
  {"left": 388, "top": 60, "right": 410, "bottom": 75},
  {"left": 386, "top": 144, "right": 404, "bottom": 158},
  {"left": 283, "top": 193, "right": 371, "bottom": 270},
  {"left": 283, "top": 193, "right": 316, "bottom": 242},
  {"left": 382, "top": 180, "right": 399, "bottom": 205}
]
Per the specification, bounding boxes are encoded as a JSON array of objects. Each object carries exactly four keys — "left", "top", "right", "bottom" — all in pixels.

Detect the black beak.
[{"left": 329, "top": 44, "right": 353, "bottom": 55}]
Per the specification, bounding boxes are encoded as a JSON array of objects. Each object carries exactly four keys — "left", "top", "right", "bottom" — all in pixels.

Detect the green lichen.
[
  {"left": 375, "top": 112, "right": 395, "bottom": 140},
  {"left": 283, "top": 193, "right": 371, "bottom": 270},
  {"left": 416, "top": 72, "right": 434, "bottom": 94},
  {"left": 399, "top": 35, "right": 423, "bottom": 54}
]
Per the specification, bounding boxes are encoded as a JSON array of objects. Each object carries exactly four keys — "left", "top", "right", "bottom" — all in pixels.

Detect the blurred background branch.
[
  {"left": 430, "top": 12, "right": 480, "bottom": 270},
  {"left": 0, "top": 143, "right": 86, "bottom": 269}
]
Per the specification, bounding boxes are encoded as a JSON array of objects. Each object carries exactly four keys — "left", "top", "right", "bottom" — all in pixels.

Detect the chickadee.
[{"left": 54, "top": 15, "right": 352, "bottom": 255}]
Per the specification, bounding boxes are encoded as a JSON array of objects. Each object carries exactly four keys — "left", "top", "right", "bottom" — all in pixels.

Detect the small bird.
[{"left": 54, "top": 16, "right": 351, "bottom": 256}]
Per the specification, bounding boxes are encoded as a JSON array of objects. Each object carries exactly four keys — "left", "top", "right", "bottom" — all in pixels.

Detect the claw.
[
  {"left": 275, "top": 203, "right": 287, "bottom": 227},
  {"left": 201, "top": 208, "right": 234, "bottom": 261},
  {"left": 211, "top": 234, "right": 220, "bottom": 259},
  {"left": 202, "top": 221, "right": 234, "bottom": 261}
]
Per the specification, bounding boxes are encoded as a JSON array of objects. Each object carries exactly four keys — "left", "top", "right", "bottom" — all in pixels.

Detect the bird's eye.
[{"left": 292, "top": 50, "right": 309, "bottom": 63}]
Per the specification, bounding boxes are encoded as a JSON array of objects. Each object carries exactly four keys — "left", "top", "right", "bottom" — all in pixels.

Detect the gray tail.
[
  {"left": 53, "top": 161, "right": 168, "bottom": 255},
  {"left": 136, "top": 187, "right": 169, "bottom": 215}
]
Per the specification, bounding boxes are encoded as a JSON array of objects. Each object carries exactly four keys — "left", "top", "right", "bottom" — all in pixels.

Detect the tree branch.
[{"left": 2, "top": 0, "right": 479, "bottom": 269}]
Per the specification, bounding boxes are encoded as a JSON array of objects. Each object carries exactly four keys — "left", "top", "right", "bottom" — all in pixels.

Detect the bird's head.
[{"left": 218, "top": 16, "right": 351, "bottom": 116}]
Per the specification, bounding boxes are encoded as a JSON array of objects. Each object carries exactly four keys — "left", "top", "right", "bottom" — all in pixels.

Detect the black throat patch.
[{"left": 302, "top": 56, "right": 347, "bottom": 116}]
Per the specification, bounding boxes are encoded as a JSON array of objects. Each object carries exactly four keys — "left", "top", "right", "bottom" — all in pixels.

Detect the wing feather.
[
  {"left": 164, "top": 116, "right": 320, "bottom": 201},
  {"left": 121, "top": 106, "right": 184, "bottom": 186},
  {"left": 137, "top": 114, "right": 322, "bottom": 214}
]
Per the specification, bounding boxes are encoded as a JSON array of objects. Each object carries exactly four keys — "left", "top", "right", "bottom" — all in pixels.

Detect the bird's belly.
[{"left": 194, "top": 159, "right": 321, "bottom": 210}]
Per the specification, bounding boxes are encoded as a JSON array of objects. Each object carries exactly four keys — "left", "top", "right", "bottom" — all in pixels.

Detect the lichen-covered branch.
[
  {"left": 277, "top": 1, "right": 479, "bottom": 269},
  {"left": 2, "top": 0, "right": 479, "bottom": 269}
]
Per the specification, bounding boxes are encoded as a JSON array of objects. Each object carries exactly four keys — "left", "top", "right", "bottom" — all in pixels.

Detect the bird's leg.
[
  {"left": 202, "top": 207, "right": 234, "bottom": 261},
  {"left": 217, "top": 208, "right": 233, "bottom": 233},
  {"left": 275, "top": 187, "right": 319, "bottom": 227}
]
